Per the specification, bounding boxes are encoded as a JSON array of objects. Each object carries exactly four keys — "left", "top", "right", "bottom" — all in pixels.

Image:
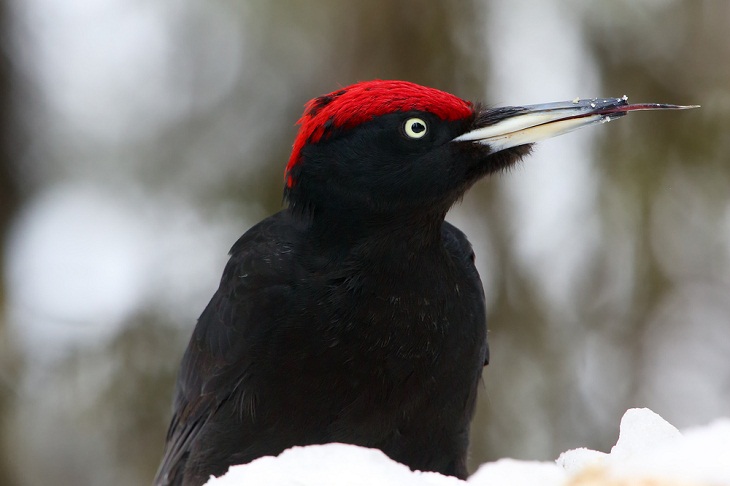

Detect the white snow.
[
  {"left": 469, "top": 459, "right": 566, "bottom": 486},
  {"left": 204, "top": 443, "right": 463, "bottom": 486},
  {"left": 205, "top": 408, "right": 730, "bottom": 486}
]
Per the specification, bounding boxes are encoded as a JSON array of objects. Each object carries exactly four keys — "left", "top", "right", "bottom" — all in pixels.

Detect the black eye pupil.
[{"left": 411, "top": 122, "right": 425, "bottom": 133}]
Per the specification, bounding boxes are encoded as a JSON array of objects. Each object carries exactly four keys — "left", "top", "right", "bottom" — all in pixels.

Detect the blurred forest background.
[{"left": 0, "top": 0, "right": 728, "bottom": 484}]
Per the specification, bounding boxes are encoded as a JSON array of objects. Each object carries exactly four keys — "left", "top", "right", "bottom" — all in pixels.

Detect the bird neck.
[{"left": 298, "top": 205, "right": 448, "bottom": 256}]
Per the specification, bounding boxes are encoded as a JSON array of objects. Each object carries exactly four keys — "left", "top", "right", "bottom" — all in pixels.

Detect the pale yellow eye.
[{"left": 404, "top": 118, "right": 428, "bottom": 139}]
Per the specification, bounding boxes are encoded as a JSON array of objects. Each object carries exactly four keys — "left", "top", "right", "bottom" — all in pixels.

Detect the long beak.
[{"left": 453, "top": 96, "right": 699, "bottom": 152}]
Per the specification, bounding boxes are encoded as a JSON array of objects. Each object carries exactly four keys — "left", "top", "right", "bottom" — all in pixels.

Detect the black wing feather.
[{"left": 154, "top": 211, "right": 300, "bottom": 485}]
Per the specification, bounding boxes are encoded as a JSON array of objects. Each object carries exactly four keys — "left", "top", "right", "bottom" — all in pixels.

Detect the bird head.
[{"left": 284, "top": 80, "right": 695, "bottom": 220}]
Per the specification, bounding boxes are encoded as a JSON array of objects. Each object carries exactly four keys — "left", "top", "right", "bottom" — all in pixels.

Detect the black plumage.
[{"left": 154, "top": 80, "right": 691, "bottom": 485}]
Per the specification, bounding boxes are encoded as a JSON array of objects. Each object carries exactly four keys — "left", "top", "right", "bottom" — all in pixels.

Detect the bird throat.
[{"left": 304, "top": 204, "right": 448, "bottom": 257}]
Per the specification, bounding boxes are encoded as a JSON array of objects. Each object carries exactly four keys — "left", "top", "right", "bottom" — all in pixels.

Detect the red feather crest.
[{"left": 286, "top": 80, "right": 473, "bottom": 186}]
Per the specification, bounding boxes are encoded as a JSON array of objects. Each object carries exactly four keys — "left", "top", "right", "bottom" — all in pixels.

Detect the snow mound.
[
  {"left": 204, "top": 443, "right": 461, "bottom": 486},
  {"left": 205, "top": 408, "right": 730, "bottom": 486}
]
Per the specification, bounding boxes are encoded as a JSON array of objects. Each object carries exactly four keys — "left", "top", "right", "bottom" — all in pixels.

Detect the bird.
[{"left": 154, "top": 80, "right": 695, "bottom": 486}]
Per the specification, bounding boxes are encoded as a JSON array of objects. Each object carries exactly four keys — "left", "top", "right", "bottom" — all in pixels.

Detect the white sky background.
[
  {"left": 486, "top": 0, "right": 605, "bottom": 457},
  {"left": 6, "top": 0, "right": 251, "bottom": 361},
  {"left": 485, "top": 0, "right": 602, "bottom": 312}
]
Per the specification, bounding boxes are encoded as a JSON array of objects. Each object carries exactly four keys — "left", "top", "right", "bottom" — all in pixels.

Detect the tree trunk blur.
[{"left": 0, "top": 0, "right": 22, "bottom": 483}]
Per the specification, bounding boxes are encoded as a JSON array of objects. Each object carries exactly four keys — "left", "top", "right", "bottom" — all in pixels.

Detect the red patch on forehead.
[{"left": 285, "top": 80, "right": 473, "bottom": 186}]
